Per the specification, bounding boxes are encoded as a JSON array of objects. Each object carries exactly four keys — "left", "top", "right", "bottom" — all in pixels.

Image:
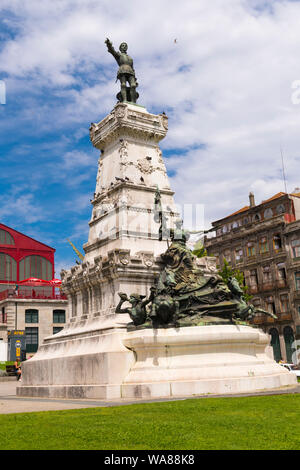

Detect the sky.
[{"left": 1, "top": 0, "right": 300, "bottom": 275}]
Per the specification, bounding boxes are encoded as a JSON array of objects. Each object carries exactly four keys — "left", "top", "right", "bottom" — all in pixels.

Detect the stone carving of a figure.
[{"left": 105, "top": 38, "right": 138, "bottom": 103}]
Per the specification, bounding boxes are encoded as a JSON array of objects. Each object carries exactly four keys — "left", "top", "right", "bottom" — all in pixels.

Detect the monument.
[{"left": 17, "top": 40, "right": 297, "bottom": 399}]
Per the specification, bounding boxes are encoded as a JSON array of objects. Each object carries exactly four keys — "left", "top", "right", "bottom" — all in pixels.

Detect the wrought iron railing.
[{"left": 0, "top": 289, "right": 67, "bottom": 301}]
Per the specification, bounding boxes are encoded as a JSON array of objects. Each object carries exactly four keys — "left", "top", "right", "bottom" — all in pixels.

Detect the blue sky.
[{"left": 1, "top": 0, "right": 300, "bottom": 274}]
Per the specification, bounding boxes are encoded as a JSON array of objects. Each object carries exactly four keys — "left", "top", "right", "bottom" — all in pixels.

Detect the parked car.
[{"left": 278, "top": 363, "right": 300, "bottom": 377}]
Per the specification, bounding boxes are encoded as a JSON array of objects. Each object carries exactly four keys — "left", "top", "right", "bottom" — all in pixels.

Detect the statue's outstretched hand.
[{"left": 118, "top": 292, "right": 128, "bottom": 301}]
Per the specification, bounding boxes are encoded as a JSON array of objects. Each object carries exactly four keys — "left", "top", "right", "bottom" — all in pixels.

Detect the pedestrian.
[{"left": 14, "top": 360, "right": 22, "bottom": 381}]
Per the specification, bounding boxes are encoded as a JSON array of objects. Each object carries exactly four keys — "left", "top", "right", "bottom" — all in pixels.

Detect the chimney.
[{"left": 249, "top": 192, "right": 255, "bottom": 208}]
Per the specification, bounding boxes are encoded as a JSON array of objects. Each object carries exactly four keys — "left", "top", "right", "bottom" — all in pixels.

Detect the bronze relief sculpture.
[{"left": 116, "top": 190, "right": 277, "bottom": 328}]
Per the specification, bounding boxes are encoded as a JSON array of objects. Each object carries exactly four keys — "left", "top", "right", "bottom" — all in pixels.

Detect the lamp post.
[{"left": 15, "top": 301, "right": 17, "bottom": 330}]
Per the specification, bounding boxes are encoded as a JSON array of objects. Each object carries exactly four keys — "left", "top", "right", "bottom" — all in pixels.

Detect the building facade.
[
  {"left": 0, "top": 223, "right": 67, "bottom": 360},
  {"left": 204, "top": 191, "right": 300, "bottom": 364}
]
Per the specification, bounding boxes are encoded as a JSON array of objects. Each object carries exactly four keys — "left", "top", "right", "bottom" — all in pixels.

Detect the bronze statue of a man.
[{"left": 105, "top": 38, "right": 138, "bottom": 103}]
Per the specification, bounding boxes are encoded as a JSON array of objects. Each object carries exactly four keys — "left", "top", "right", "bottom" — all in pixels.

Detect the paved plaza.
[{"left": 0, "top": 379, "right": 299, "bottom": 415}]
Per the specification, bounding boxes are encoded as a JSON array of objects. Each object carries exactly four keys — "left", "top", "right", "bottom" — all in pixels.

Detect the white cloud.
[{"left": 0, "top": 192, "right": 46, "bottom": 224}]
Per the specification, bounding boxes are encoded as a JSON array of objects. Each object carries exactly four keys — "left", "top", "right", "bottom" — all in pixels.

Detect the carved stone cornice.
[
  {"left": 90, "top": 103, "right": 168, "bottom": 150},
  {"left": 91, "top": 182, "right": 175, "bottom": 205},
  {"left": 61, "top": 248, "right": 162, "bottom": 294}
]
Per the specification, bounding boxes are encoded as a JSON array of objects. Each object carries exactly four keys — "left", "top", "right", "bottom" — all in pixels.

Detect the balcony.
[
  {"left": 252, "top": 312, "right": 293, "bottom": 325},
  {"left": 275, "top": 279, "right": 287, "bottom": 289},
  {"left": 259, "top": 251, "right": 271, "bottom": 259},
  {"left": 260, "top": 282, "right": 274, "bottom": 292},
  {"left": 0, "top": 289, "right": 67, "bottom": 302},
  {"left": 277, "top": 313, "right": 293, "bottom": 321},
  {"left": 251, "top": 315, "right": 275, "bottom": 325},
  {"left": 251, "top": 316, "right": 266, "bottom": 325},
  {"left": 249, "top": 285, "right": 258, "bottom": 294},
  {"left": 250, "top": 280, "right": 287, "bottom": 294},
  {"left": 293, "top": 290, "right": 300, "bottom": 301}
]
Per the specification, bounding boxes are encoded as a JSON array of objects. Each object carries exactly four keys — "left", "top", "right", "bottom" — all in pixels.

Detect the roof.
[
  {"left": 0, "top": 222, "right": 55, "bottom": 252},
  {"left": 260, "top": 192, "right": 286, "bottom": 204},
  {"left": 213, "top": 192, "right": 288, "bottom": 225},
  {"left": 226, "top": 205, "right": 250, "bottom": 218}
]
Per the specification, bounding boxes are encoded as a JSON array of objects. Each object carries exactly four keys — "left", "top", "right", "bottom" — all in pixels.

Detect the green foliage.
[
  {"left": 0, "top": 362, "right": 14, "bottom": 371},
  {"left": 192, "top": 239, "right": 208, "bottom": 258},
  {"left": 192, "top": 246, "right": 207, "bottom": 258},
  {"left": 0, "top": 396, "right": 299, "bottom": 450},
  {"left": 218, "top": 258, "right": 252, "bottom": 302}
]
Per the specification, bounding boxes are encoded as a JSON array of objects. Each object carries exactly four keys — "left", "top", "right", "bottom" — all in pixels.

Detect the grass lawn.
[{"left": 0, "top": 394, "right": 299, "bottom": 450}]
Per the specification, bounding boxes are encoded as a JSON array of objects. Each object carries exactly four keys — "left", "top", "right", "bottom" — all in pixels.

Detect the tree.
[
  {"left": 218, "top": 258, "right": 252, "bottom": 303},
  {"left": 192, "top": 238, "right": 209, "bottom": 258},
  {"left": 192, "top": 245, "right": 207, "bottom": 258}
]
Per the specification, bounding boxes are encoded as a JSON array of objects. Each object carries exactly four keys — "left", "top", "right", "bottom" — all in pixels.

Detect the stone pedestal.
[
  {"left": 18, "top": 316, "right": 135, "bottom": 399},
  {"left": 18, "top": 324, "right": 297, "bottom": 399},
  {"left": 121, "top": 325, "right": 297, "bottom": 398}
]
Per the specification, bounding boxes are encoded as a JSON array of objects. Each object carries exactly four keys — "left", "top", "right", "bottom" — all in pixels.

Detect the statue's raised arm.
[
  {"left": 104, "top": 37, "right": 139, "bottom": 103},
  {"left": 105, "top": 38, "right": 120, "bottom": 62}
]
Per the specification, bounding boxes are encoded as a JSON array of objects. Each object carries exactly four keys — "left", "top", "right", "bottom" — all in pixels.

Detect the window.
[
  {"left": 25, "top": 327, "right": 38, "bottom": 353},
  {"left": 291, "top": 239, "right": 300, "bottom": 258},
  {"left": 243, "top": 217, "right": 249, "bottom": 225},
  {"left": 264, "top": 208, "right": 273, "bottom": 219},
  {"left": 232, "top": 221, "right": 239, "bottom": 229},
  {"left": 280, "top": 294, "right": 289, "bottom": 312},
  {"left": 53, "top": 327, "right": 63, "bottom": 335},
  {"left": 266, "top": 296, "right": 275, "bottom": 314},
  {"left": 0, "top": 229, "right": 14, "bottom": 245},
  {"left": 19, "top": 255, "right": 52, "bottom": 281},
  {"left": 283, "top": 326, "right": 295, "bottom": 363},
  {"left": 250, "top": 269, "right": 258, "bottom": 286},
  {"left": 0, "top": 253, "right": 17, "bottom": 281},
  {"left": 247, "top": 242, "right": 256, "bottom": 257},
  {"left": 259, "top": 237, "right": 269, "bottom": 254},
  {"left": 277, "top": 263, "right": 286, "bottom": 280},
  {"left": 253, "top": 214, "right": 261, "bottom": 222},
  {"left": 269, "top": 328, "right": 282, "bottom": 362},
  {"left": 277, "top": 204, "right": 285, "bottom": 214},
  {"left": 53, "top": 309, "right": 65, "bottom": 323},
  {"left": 25, "top": 309, "right": 39, "bottom": 323},
  {"left": 262, "top": 266, "right": 272, "bottom": 283},
  {"left": 235, "top": 248, "right": 243, "bottom": 263},
  {"left": 223, "top": 250, "right": 231, "bottom": 264},
  {"left": 273, "top": 234, "right": 282, "bottom": 251},
  {"left": 1, "top": 307, "right": 6, "bottom": 324},
  {"left": 295, "top": 271, "right": 300, "bottom": 290},
  {"left": 252, "top": 298, "right": 261, "bottom": 308}
]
